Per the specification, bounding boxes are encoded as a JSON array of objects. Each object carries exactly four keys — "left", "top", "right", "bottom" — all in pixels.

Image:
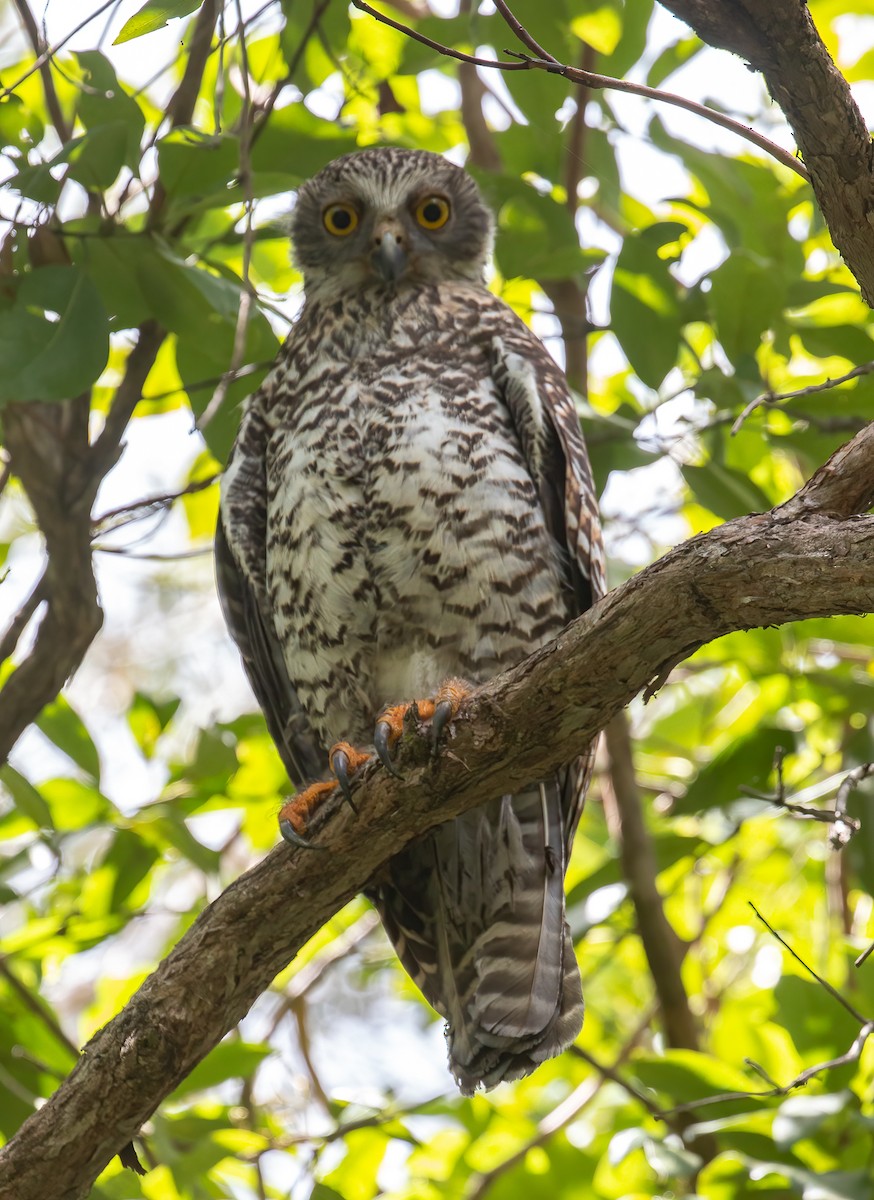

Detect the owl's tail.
[{"left": 372, "top": 778, "right": 584, "bottom": 1095}]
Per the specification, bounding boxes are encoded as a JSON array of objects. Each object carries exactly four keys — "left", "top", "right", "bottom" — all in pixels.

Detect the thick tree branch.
[
  {"left": 658, "top": 0, "right": 874, "bottom": 304},
  {"left": 603, "top": 714, "right": 698, "bottom": 1051},
  {"left": 0, "top": 322, "right": 165, "bottom": 765},
  {"left": 0, "top": 400, "right": 101, "bottom": 767},
  {"left": 0, "top": 424, "right": 871, "bottom": 1200}
]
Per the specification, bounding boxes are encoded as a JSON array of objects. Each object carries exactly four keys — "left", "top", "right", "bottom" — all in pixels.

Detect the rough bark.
[
  {"left": 659, "top": 0, "right": 874, "bottom": 305},
  {"left": 0, "top": 423, "right": 871, "bottom": 1200}
]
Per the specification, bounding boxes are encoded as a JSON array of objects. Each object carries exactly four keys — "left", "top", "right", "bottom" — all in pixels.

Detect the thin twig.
[
  {"left": 739, "top": 748, "right": 862, "bottom": 841},
  {"left": 833, "top": 762, "right": 874, "bottom": 850},
  {"left": 732, "top": 360, "right": 874, "bottom": 434},
  {"left": 250, "top": 0, "right": 333, "bottom": 146},
  {"left": 350, "top": 0, "right": 531, "bottom": 69},
  {"left": 506, "top": 51, "right": 809, "bottom": 180},
  {"left": 92, "top": 475, "right": 220, "bottom": 535},
  {"left": 493, "top": 0, "right": 556, "bottom": 63},
  {"left": 1, "top": 0, "right": 117, "bottom": 105},
  {"left": 749, "top": 902, "right": 869, "bottom": 1024},
  {"left": 142, "top": 360, "right": 273, "bottom": 406},
  {"left": 199, "top": 1, "right": 257, "bottom": 433},
  {"left": 0, "top": 959, "right": 79, "bottom": 1059},
  {"left": 0, "top": 573, "right": 47, "bottom": 665},
  {"left": 664, "top": 1022, "right": 874, "bottom": 1116},
  {"left": 570, "top": 1045, "right": 667, "bottom": 1120},
  {"left": 349, "top": 0, "right": 809, "bottom": 180},
  {"left": 11, "top": 0, "right": 71, "bottom": 141},
  {"left": 92, "top": 544, "right": 212, "bottom": 561}
]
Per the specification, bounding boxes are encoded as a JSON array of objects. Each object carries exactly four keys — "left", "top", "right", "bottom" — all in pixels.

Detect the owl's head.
[{"left": 289, "top": 148, "right": 494, "bottom": 298}]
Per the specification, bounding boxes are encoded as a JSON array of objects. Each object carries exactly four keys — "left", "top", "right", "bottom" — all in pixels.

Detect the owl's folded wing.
[{"left": 215, "top": 392, "right": 324, "bottom": 788}]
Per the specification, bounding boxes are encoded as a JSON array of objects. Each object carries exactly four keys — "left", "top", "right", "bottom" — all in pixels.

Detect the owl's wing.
[
  {"left": 215, "top": 390, "right": 324, "bottom": 788},
  {"left": 491, "top": 325, "right": 606, "bottom": 611},
  {"left": 491, "top": 320, "right": 605, "bottom": 852}
]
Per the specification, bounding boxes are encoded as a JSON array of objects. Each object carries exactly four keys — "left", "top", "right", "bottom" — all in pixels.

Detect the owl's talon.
[
  {"left": 279, "top": 817, "right": 325, "bottom": 851},
  {"left": 331, "top": 748, "right": 357, "bottom": 813},
  {"left": 431, "top": 699, "right": 454, "bottom": 752},
  {"left": 374, "top": 720, "right": 404, "bottom": 778}
]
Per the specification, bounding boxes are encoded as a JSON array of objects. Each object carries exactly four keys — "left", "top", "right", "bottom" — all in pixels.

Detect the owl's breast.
[{"left": 265, "top": 341, "right": 570, "bottom": 717}]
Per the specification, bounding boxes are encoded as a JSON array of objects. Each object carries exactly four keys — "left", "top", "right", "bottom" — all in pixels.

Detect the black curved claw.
[
  {"left": 279, "top": 817, "right": 326, "bottom": 851},
  {"left": 431, "top": 699, "right": 455, "bottom": 753},
  {"left": 374, "top": 720, "right": 404, "bottom": 778},
  {"left": 331, "top": 749, "right": 358, "bottom": 814}
]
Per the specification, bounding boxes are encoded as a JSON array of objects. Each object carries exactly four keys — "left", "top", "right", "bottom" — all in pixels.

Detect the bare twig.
[
  {"left": 0, "top": 959, "right": 78, "bottom": 1060},
  {"left": 1, "top": 0, "right": 117, "bottom": 105},
  {"left": 198, "top": 0, "right": 257, "bottom": 433},
  {"left": 89, "top": 322, "right": 166, "bottom": 481},
  {"left": 570, "top": 1044, "right": 667, "bottom": 1121},
  {"left": 603, "top": 713, "right": 699, "bottom": 1051},
  {"left": 349, "top": 0, "right": 809, "bottom": 180},
  {"left": 11, "top": 0, "right": 71, "bottom": 142},
  {"left": 250, "top": 0, "right": 332, "bottom": 145},
  {"left": 664, "top": 1022, "right": 874, "bottom": 1117},
  {"left": 93, "top": 475, "right": 220, "bottom": 536},
  {"left": 732, "top": 360, "right": 874, "bottom": 434},
  {"left": 739, "top": 749, "right": 862, "bottom": 841},
  {"left": 493, "top": 0, "right": 556, "bottom": 63},
  {"left": 749, "top": 902, "right": 869, "bottom": 1024},
  {"left": 834, "top": 761, "right": 874, "bottom": 818},
  {"left": 0, "top": 572, "right": 47, "bottom": 665},
  {"left": 0, "top": 398, "right": 102, "bottom": 766}
]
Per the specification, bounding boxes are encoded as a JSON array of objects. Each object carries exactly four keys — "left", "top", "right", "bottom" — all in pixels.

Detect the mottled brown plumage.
[{"left": 216, "top": 147, "right": 604, "bottom": 1093}]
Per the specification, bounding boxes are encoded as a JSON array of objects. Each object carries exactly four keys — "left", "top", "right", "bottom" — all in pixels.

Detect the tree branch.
[
  {"left": 0, "top": 423, "right": 871, "bottom": 1199},
  {"left": 0, "top": 321, "right": 165, "bottom": 766},
  {"left": 657, "top": 0, "right": 874, "bottom": 303},
  {"left": 602, "top": 714, "right": 698, "bottom": 1051},
  {"left": 349, "top": 0, "right": 808, "bottom": 179},
  {"left": 11, "top": 0, "right": 71, "bottom": 142}
]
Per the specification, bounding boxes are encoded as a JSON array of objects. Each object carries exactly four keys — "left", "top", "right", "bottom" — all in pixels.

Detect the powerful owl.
[{"left": 216, "top": 147, "right": 605, "bottom": 1094}]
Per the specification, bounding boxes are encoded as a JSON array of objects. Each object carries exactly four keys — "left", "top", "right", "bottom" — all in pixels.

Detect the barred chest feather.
[{"left": 261, "top": 283, "right": 572, "bottom": 746}]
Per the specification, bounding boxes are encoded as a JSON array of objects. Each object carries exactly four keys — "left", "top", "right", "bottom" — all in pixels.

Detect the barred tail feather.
[{"left": 371, "top": 773, "right": 584, "bottom": 1095}]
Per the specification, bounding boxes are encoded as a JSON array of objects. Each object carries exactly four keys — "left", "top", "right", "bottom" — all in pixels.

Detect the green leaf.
[
  {"left": 156, "top": 129, "right": 240, "bottom": 206},
  {"left": 570, "top": 6, "right": 623, "bottom": 56},
  {"left": 647, "top": 36, "right": 702, "bottom": 87},
  {"left": 105, "top": 829, "right": 159, "bottom": 909},
  {"left": 0, "top": 766, "right": 54, "bottom": 831},
  {"left": 472, "top": 173, "right": 591, "bottom": 280},
  {"left": 0, "top": 266, "right": 109, "bottom": 403},
  {"left": 611, "top": 230, "right": 682, "bottom": 387},
  {"left": 74, "top": 51, "right": 146, "bottom": 171},
  {"left": 69, "top": 230, "right": 155, "bottom": 330},
  {"left": 127, "top": 692, "right": 181, "bottom": 758},
  {"left": 683, "top": 461, "right": 772, "bottom": 519},
  {"left": 113, "top": 0, "right": 203, "bottom": 45},
  {"left": 708, "top": 252, "right": 786, "bottom": 360},
  {"left": 169, "top": 1042, "right": 271, "bottom": 1099},
  {"left": 36, "top": 697, "right": 101, "bottom": 782},
  {"left": 67, "top": 123, "right": 129, "bottom": 190},
  {"left": 676, "top": 726, "right": 796, "bottom": 815},
  {"left": 38, "top": 778, "right": 111, "bottom": 832}
]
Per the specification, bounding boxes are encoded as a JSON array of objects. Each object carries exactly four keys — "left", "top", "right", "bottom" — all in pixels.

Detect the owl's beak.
[{"left": 372, "top": 226, "right": 407, "bottom": 282}]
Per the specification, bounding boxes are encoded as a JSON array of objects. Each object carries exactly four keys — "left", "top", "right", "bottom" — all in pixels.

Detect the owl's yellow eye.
[
  {"left": 323, "top": 203, "right": 359, "bottom": 236},
  {"left": 415, "top": 195, "right": 450, "bottom": 230}
]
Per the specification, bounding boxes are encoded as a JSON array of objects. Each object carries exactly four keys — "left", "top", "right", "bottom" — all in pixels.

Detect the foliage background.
[{"left": 0, "top": 0, "right": 873, "bottom": 1196}]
